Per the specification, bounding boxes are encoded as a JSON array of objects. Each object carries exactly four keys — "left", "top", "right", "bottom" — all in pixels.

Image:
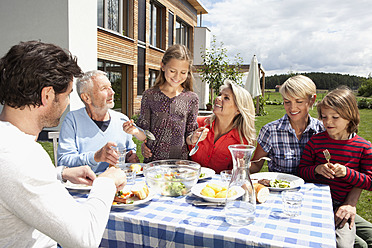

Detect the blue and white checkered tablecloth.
[{"left": 70, "top": 175, "right": 336, "bottom": 248}]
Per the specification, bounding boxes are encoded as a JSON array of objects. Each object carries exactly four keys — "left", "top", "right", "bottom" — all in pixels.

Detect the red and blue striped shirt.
[{"left": 298, "top": 131, "right": 372, "bottom": 203}]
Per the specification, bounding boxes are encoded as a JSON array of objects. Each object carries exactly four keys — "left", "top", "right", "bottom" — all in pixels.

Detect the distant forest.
[{"left": 264, "top": 72, "right": 365, "bottom": 90}]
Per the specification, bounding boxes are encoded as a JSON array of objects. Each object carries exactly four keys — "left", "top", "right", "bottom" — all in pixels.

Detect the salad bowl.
[{"left": 143, "top": 160, "right": 201, "bottom": 196}]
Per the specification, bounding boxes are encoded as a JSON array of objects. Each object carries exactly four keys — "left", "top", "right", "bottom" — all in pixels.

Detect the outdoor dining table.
[{"left": 69, "top": 174, "right": 336, "bottom": 248}]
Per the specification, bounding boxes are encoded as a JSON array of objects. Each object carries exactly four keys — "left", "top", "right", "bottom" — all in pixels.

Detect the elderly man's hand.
[
  {"left": 94, "top": 142, "right": 119, "bottom": 165},
  {"left": 62, "top": 165, "right": 96, "bottom": 186},
  {"left": 335, "top": 204, "right": 356, "bottom": 229},
  {"left": 126, "top": 150, "right": 140, "bottom": 163}
]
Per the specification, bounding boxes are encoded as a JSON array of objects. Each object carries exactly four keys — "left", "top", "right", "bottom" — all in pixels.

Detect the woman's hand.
[
  {"left": 141, "top": 141, "right": 153, "bottom": 158},
  {"left": 187, "top": 127, "right": 209, "bottom": 145}
]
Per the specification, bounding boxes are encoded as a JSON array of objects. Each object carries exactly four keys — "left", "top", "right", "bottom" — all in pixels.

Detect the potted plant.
[{"left": 206, "top": 102, "right": 213, "bottom": 111}]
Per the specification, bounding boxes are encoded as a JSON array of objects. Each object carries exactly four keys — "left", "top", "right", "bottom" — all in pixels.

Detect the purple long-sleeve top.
[{"left": 137, "top": 87, "right": 199, "bottom": 162}]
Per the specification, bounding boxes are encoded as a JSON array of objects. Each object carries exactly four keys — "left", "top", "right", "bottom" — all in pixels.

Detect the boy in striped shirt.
[{"left": 298, "top": 86, "right": 372, "bottom": 247}]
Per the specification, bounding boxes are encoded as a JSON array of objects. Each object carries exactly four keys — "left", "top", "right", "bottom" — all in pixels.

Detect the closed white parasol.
[{"left": 245, "top": 55, "right": 261, "bottom": 98}]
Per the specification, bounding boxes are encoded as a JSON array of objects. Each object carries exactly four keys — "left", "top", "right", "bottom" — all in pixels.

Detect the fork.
[
  {"left": 250, "top": 157, "right": 271, "bottom": 163},
  {"left": 323, "top": 149, "right": 331, "bottom": 164},
  {"left": 120, "top": 118, "right": 156, "bottom": 140},
  {"left": 189, "top": 131, "right": 203, "bottom": 156}
]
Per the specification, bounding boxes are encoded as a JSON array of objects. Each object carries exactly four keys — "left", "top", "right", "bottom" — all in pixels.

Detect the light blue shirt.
[{"left": 57, "top": 108, "right": 136, "bottom": 172}]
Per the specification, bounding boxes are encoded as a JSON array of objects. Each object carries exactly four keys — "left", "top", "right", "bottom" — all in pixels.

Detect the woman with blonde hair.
[
  {"left": 190, "top": 79, "right": 256, "bottom": 173},
  {"left": 250, "top": 75, "right": 324, "bottom": 175}
]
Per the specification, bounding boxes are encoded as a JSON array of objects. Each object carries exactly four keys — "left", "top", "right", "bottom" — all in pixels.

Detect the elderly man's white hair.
[{"left": 76, "top": 70, "right": 107, "bottom": 101}]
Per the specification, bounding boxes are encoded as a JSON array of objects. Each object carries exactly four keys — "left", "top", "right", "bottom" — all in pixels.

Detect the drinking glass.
[
  {"left": 123, "top": 169, "right": 136, "bottom": 185},
  {"left": 113, "top": 146, "right": 126, "bottom": 166},
  {"left": 282, "top": 190, "right": 303, "bottom": 217},
  {"left": 224, "top": 145, "right": 256, "bottom": 225},
  {"left": 220, "top": 170, "right": 233, "bottom": 183}
]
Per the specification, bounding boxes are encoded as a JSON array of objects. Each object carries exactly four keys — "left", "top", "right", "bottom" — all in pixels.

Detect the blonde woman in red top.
[{"left": 189, "top": 80, "right": 256, "bottom": 173}]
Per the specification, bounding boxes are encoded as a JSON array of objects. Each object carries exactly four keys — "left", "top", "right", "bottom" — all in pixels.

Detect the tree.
[{"left": 198, "top": 36, "right": 244, "bottom": 103}]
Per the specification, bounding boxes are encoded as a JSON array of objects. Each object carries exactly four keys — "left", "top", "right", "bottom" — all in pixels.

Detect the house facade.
[
  {"left": 0, "top": 0, "right": 208, "bottom": 121},
  {"left": 96, "top": 0, "right": 207, "bottom": 117}
]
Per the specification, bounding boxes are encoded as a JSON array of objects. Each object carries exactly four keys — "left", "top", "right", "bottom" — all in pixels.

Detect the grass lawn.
[{"left": 39, "top": 96, "right": 372, "bottom": 223}]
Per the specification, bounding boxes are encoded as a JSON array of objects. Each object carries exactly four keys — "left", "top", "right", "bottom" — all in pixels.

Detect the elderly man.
[
  {"left": 0, "top": 40, "right": 126, "bottom": 247},
  {"left": 57, "top": 70, "right": 145, "bottom": 173}
]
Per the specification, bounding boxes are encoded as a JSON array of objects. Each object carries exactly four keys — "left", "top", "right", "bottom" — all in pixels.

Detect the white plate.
[
  {"left": 119, "top": 163, "right": 146, "bottom": 175},
  {"left": 64, "top": 181, "right": 92, "bottom": 190},
  {"left": 191, "top": 182, "right": 245, "bottom": 203},
  {"left": 250, "top": 172, "right": 304, "bottom": 191},
  {"left": 199, "top": 167, "right": 216, "bottom": 180},
  {"left": 112, "top": 184, "right": 156, "bottom": 208}
]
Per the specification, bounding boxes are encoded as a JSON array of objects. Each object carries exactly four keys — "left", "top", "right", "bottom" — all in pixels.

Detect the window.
[
  {"left": 97, "top": 0, "right": 134, "bottom": 38},
  {"left": 122, "top": 0, "right": 133, "bottom": 37},
  {"left": 137, "top": 47, "right": 146, "bottom": 95},
  {"left": 150, "top": 1, "right": 164, "bottom": 49},
  {"left": 97, "top": 0, "right": 104, "bottom": 27},
  {"left": 107, "top": 0, "right": 119, "bottom": 32},
  {"left": 137, "top": 0, "right": 146, "bottom": 42},
  {"left": 176, "top": 18, "right": 189, "bottom": 47},
  {"left": 168, "top": 11, "right": 174, "bottom": 47},
  {"left": 98, "top": 60, "right": 130, "bottom": 114},
  {"left": 149, "top": 69, "right": 159, "bottom": 88}
]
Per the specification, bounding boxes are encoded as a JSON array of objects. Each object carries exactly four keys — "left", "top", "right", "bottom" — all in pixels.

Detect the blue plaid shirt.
[{"left": 257, "top": 114, "right": 324, "bottom": 175}]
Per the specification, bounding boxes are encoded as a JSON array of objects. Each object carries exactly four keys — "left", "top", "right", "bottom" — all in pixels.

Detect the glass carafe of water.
[{"left": 224, "top": 144, "right": 256, "bottom": 225}]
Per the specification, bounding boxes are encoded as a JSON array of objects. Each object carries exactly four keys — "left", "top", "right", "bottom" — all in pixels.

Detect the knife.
[{"left": 192, "top": 201, "right": 225, "bottom": 206}]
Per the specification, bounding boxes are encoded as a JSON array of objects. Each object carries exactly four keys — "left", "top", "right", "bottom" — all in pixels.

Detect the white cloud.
[{"left": 201, "top": 0, "right": 372, "bottom": 77}]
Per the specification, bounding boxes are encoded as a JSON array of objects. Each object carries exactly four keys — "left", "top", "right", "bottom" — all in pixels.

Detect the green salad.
[{"left": 269, "top": 179, "right": 290, "bottom": 188}]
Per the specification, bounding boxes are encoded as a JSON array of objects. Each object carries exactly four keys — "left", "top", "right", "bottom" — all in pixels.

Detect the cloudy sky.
[{"left": 199, "top": 0, "right": 372, "bottom": 77}]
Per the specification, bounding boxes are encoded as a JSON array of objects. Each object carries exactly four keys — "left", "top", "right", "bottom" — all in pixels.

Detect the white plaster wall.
[
  {"left": 0, "top": 0, "right": 97, "bottom": 129},
  {"left": 194, "top": 27, "right": 210, "bottom": 65},
  {"left": 193, "top": 73, "right": 209, "bottom": 109},
  {"left": 67, "top": 0, "right": 97, "bottom": 111}
]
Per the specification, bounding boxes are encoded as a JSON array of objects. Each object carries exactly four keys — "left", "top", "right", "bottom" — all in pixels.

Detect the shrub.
[{"left": 357, "top": 98, "right": 372, "bottom": 109}]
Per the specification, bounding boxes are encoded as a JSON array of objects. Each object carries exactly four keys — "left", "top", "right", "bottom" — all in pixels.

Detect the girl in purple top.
[{"left": 137, "top": 44, "right": 202, "bottom": 162}]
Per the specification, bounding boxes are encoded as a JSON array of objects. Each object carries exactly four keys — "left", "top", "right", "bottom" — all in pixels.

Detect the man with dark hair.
[{"left": 0, "top": 40, "right": 126, "bottom": 247}]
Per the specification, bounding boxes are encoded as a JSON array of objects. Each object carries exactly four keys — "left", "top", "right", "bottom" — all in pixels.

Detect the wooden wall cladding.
[{"left": 97, "top": 29, "right": 137, "bottom": 65}]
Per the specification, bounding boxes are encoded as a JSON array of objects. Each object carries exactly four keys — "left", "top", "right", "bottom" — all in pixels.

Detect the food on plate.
[
  {"left": 131, "top": 182, "right": 149, "bottom": 200},
  {"left": 113, "top": 182, "right": 149, "bottom": 205},
  {"left": 114, "top": 190, "right": 134, "bottom": 204},
  {"left": 200, "top": 183, "right": 237, "bottom": 199},
  {"left": 253, "top": 183, "right": 269, "bottom": 203},
  {"left": 206, "top": 183, "right": 223, "bottom": 194},
  {"left": 130, "top": 163, "right": 142, "bottom": 173},
  {"left": 257, "top": 178, "right": 291, "bottom": 188},
  {"left": 269, "top": 179, "right": 290, "bottom": 188},
  {"left": 258, "top": 179, "right": 271, "bottom": 187},
  {"left": 199, "top": 172, "right": 205, "bottom": 178},
  {"left": 200, "top": 186, "right": 216, "bottom": 197},
  {"left": 215, "top": 189, "right": 237, "bottom": 198}
]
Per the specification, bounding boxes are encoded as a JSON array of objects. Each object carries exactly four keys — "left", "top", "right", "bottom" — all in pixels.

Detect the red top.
[{"left": 190, "top": 116, "right": 248, "bottom": 173}]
